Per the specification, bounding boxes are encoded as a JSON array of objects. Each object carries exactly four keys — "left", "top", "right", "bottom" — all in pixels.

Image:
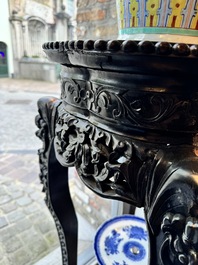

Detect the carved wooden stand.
[{"left": 36, "top": 39, "right": 198, "bottom": 265}]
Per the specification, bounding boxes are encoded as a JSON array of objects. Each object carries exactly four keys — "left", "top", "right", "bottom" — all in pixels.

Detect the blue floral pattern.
[
  {"left": 123, "top": 225, "right": 147, "bottom": 241},
  {"left": 94, "top": 215, "right": 148, "bottom": 265},
  {"left": 105, "top": 229, "right": 123, "bottom": 255}
]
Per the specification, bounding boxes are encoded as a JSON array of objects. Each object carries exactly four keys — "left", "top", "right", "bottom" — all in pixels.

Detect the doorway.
[{"left": 0, "top": 42, "right": 8, "bottom": 77}]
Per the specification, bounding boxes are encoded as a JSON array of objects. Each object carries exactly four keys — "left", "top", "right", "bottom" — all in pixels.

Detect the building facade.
[
  {"left": 0, "top": 0, "right": 76, "bottom": 81},
  {"left": 0, "top": 0, "right": 117, "bottom": 81},
  {"left": 0, "top": 0, "right": 14, "bottom": 78}
]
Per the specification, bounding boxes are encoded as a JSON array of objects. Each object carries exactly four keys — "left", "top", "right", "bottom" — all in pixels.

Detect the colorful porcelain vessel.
[{"left": 117, "top": 0, "right": 198, "bottom": 43}]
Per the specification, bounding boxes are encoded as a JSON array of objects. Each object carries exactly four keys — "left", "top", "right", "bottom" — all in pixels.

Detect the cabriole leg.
[
  {"left": 35, "top": 97, "right": 78, "bottom": 265},
  {"left": 145, "top": 148, "right": 198, "bottom": 265}
]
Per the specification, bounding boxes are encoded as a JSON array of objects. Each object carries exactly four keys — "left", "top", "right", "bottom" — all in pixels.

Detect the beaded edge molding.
[{"left": 42, "top": 39, "right": 198, "bottom": 57}]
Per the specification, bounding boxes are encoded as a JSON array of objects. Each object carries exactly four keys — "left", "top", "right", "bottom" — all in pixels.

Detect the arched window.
[
  {"left": 28, "top": 19, "right": 46, "bottom": 57},
  {"left": 0, "top": 42, "right": 8, "bottom": 77}
]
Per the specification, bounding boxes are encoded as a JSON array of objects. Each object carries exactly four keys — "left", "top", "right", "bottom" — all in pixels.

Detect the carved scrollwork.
[
  {"left": 35, "top": 113, "right": 49, "bottom": 194},
  {"left": 54, "top": 103, "right": 158, "bottom": 206},
  {"left": 35, "top": 97, "right": 58, "bottom": 194},
  {"left": 160, "top": 213, "right": 198, "bottom": 265},
  {"left": 93, "top": 88, "right": 177, "bottom": 125},
  {"left": 61, "top": 79, "right": 94, "bottom": 110},
  {"left": 61, "top": 78, "right": 198, "bottom": 132}
]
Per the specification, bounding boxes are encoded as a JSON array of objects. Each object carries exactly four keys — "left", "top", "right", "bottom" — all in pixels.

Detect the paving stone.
[
  {"left": 0, "top": 175, "right": 5, "bottom": 183},
  {"left": 5, "top": 182, "right": 21, "bottom": 193},
  {"left": 4, "top": 235, "right": 23, "bottom": 253},
  {"left": 27, "top": 237, "right": 48, "bottom": 260},
  {"left": 1, "top": 201, "right": 17, "bottom": 213},
  {"left": 0, "top": 164, "right": 15, "bottom": 175},
  {"left": 0, "top": 194, "right": 11, "bottom": 205},
  {"left": 10, "top": 190, "right": 24, "bottom": 199},
  {"left": 8, "top": 248, "right": 31, "bottom": 265},
  {"left": 0, "top": 185, "right": 7, "bottom": 195},
  {"left": 23, "top": 202, "right": 39, "bottom": 215},
  {"left": 15, "top": 218, "right": 32, "bottom": 232},
  {"left": 16, "top": 195, "right": 32, "bottom": 206},
  {"left": 0, "top": 161, "right": 8, "bottom": 168},
  {"left": 36, "top": 219, "right": 55, "bottom": 234},
  {"left": 0, "top": 224, "right": 17, "bottom": 242},
  {"left": 3, "top": 154, "right": 21, "bottom": 164},
  {"left": 0, "top": 244, "right": 4, "bottom": 261},
  {"left": 30, "top": 191, "right": 43, "bottom": 201},
  {"left": 6, "top": 168, "right": 29, "bottom": 179},
  {"left": 44, "top": 230, "right": 59, "bottom": 247},
  {"left": 20, "top": 171, "right": 38, "bottom": 183},
  {"left": 0, "top": 216, "right": 8, "bottom": 228},
  {"left": 7, "top": 209, "right": 26, "bottom": 223},
  {"left": 39, "top": 199, "right": 46, "bottom": 208},
  {"left": 0, "top": 257, "right": 10, "bottom": 265},
  {"left": 29, "top": 212, "right": 49, "bottom": 224},
  {"left": 8, "top": 159, "right": 24, "bottom": 168},
  {"left": 25, "top": 185, "right": 37, "bottom": 194},
  {"left": 20, "top": 227, "right": 40, "bottom": 243}
]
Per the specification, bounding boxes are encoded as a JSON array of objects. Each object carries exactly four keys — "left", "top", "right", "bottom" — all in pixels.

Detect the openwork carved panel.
[{"left": 54, "top": 102, "right": 158, "bottom": 206}]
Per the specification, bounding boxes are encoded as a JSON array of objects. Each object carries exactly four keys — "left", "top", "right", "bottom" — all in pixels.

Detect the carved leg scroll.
[
  {"left": 35, "top": 97, "right": 78, "bottom": 265},
  {"left": 146, "top": 148, "right": 198, "bottom": 265}
]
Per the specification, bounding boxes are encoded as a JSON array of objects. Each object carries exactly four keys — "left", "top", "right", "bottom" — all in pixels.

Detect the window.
[{"left": 0, "top": 42, "right": 8, "bottom": 77}]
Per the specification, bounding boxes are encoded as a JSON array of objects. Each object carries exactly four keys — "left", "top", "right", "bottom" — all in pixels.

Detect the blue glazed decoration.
[
  {"left": 94, "top": 215, "right": 148, "bottom": 265},
  {"left": 123, "top": 241, "right": 146, "bottom": 261},
  {"left": 123, "top": 225, "right": 147, "bottom": 241},
  {"left": 105, "top": 230, "right": 123, "bottom": 255}
]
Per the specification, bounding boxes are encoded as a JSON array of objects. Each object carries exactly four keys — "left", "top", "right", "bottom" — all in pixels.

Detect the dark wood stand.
[{"left": 36, "top": 39, "right": 198, "bottom": 265}]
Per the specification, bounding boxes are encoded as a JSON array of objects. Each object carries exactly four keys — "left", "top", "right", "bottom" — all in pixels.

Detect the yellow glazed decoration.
[{"left": 117, "top": 0, "right": 198, "bottom": 43}]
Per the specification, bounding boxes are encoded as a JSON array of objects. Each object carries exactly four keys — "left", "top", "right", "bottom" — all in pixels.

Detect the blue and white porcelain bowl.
[{"left": 94, "top": 215, "right": 148, "bottom": 265}]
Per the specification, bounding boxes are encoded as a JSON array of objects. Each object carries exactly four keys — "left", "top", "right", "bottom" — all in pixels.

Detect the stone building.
[
  {"left": 0, "top": 0, "right": 14, "bottom": 78},
  {"left": 0, "top": 0, "right": 117, "bottom": 81},
  {"left": 0, "top": 0, "right": 76, "bottom": 81}
]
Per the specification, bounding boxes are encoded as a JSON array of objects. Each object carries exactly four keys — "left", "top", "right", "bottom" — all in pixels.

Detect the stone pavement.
[
  {"left": 0, "top": 161, "right": 60, "bottom": 265},
  {"left": 0, "top": 78, "right": 97, "bottom": 265},
  {"left": 0, "top": 78, "right": 60, "bottom": 94},
  {"left": 0, "top": 78, "right": 61, "bottom": 265}
]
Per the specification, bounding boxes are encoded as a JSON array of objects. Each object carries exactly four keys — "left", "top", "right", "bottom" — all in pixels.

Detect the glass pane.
[{"left": 69, "top": 167, "right": 116, "bottom": 263}]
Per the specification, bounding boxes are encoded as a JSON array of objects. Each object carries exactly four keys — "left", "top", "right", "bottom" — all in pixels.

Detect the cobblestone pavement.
[
  {"left": 0, "top": 78, "right": 61, "bottom": 265},
  {"left": 0, "top": 78, "right": 98, "bottom": 265},
  {"left": 0, "top": 78, "right": 60, "bottom": 94}
]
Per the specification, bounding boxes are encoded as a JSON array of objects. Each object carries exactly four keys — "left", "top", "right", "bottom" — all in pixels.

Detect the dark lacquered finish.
[{"left": 36, "top": 39, "right": 198, "bottom": 265}]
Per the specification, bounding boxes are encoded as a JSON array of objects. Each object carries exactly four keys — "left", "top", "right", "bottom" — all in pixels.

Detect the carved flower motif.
[{"left": 161, "top": 213, "right": 198, "bottom": 265}]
